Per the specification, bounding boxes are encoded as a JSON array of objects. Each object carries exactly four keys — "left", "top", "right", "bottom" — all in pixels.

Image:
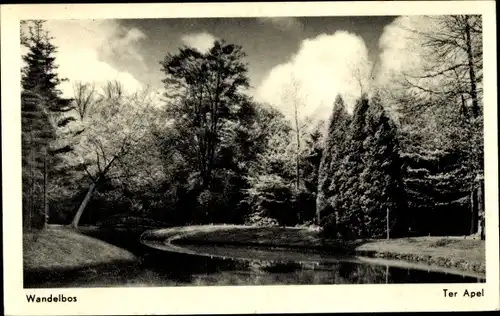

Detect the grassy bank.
[
  {"left": 354, "top": 237, "right": 485, "bottom": 274},
  {"left": 24, "top": 226, "right": 137, "bottom": 272},
  {"left": 142, "top": 225, "right": 485, "bottom": 276}
]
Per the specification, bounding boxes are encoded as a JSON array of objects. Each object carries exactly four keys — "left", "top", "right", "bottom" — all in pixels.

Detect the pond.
[{"left": 25, "top": 239, "right": 485, "bottom": 288}]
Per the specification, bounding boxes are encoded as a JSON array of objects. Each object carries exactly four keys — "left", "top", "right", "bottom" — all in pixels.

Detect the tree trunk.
[
  {"left": 295, "top": 154, "right": 300, "bottom": 190},
  {"left": 71, "top": 182, "right": 96, "bottom": 229},
  {"left": 464, "top": 18, "right": 479, "bottom": 118},
  {"left": 385, "top": 265, "right": 389, "bottom": 284},
  {"left": 28, "top": 144, "right": 35, "bottom": 230},
  {"left": 293, "top": 101, "right": 301, "bottom": 223},
  {"left": 70, "top": 154, "right": 119, "bottom": 229},
  {"left": 477, "top": 180, "right": 484, "bottom": 240},
  {"left": 464, "top": 17, "right": 483, "bottom": 239},
  {"left": 295, "top": 134, "right": 300, "bottom": 191},
  {"left": 316, "top": 142, "right": 332, "bottom": 227},
  {"left": 470, "top": 189, "right": 476, "bottom": 235},
  {"left": 294, "top": 98, "right": 301, "bottom": 191},
  {"left": 386, "top": 207, "right": 390, "bottom": 240},
  {"left": 43, "top": 148, "right": 49, "bottom": 229},
  {"left": 316, "top": 193, "right": 322, "bottom": 225}
]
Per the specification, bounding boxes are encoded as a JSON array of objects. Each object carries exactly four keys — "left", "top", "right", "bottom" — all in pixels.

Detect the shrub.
[
  {"left": 244, "top": 174, "right": 298, "bottom": 226},
  {"left": 244, "top": 212, "right": 280, "bottom": 227}
]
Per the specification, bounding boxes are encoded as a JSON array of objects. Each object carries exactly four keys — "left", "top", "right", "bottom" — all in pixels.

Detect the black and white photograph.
[{"left": 2, "top": 2, "right": 499, "bottom": 314}]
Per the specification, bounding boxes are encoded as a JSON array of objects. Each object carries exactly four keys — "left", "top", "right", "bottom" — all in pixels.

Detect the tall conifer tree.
[
  {"left": 359, "top": 95, "right": 404, "bottom": 238},
  {"left": 316, "top": 95, "right": 351, "bottom": 231},
  {"left": 21, "top": 20, "right": 73, "bottom": 229},
  {"left": 332, "top": 95, "right": 370, "bottom": 238}
]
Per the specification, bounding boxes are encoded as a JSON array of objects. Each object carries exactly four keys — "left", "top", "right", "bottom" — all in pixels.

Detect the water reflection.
[
  {"left": 139, "top": 243, "right": 485, "bottom": 286},
  {"left": 25, "top": 244, "right": 485, "bottom": 288},
  {"left": 182, "top": 260, "right": 471, "bottom": 286},
  {"left": 183, "top": 256, "right": 482, "bottom": 286}
]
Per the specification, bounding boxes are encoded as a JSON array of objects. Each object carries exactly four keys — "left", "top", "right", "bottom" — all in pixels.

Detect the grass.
[
  {"left": 141, "top": 225, "right": 486, "bottom": 276},
  {"left": 354, "top": 237, "right": 485, "bottom": 274},
  {"left": 23, "top": 226, "right": 137, "bottom": 272}
]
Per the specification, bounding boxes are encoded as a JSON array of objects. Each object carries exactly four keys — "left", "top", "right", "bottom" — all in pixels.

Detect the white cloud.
[
  {"left": 375, "top": 16, "right": 444, "bottom": 89},
  {"left": 181, "top": 32, "right": 217, "bottom": 53},
  {"left": 99, "top": 25, "right": 147, "bottom": 65},
  {"left": 37, "top": 20, "right": 146, "bottom": 98},
  {"left": 255, "top": 31, "right": 372, "bottom": 123},
  {"left": 258, "top": 17, "right": 304, "bottom": 32}
]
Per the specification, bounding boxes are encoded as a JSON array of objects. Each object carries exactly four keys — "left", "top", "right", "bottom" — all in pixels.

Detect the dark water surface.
[{"left": 25, "top": 239, "right": 485, "bottom": 288}]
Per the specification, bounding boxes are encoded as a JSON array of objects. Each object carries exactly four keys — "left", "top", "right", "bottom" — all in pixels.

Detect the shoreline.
[
  {"left": 141, "top": 225, "right": 486, "bottom": 277},
  {"left": 23, "top": 224, "right": 485, "bottom": 287}
]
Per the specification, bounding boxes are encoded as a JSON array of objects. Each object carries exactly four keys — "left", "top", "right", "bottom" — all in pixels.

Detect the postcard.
[{"left": 2, "top": 1, "right": 499, "bottom": 314}]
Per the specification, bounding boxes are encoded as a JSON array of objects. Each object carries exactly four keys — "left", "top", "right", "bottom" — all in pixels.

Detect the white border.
[{"left": 2, "top": 2, "right": 499, "bottom": 315}]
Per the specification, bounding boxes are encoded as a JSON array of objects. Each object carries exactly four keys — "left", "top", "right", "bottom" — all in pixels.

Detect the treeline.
[
  {"left": 317, "top": 95, "right": 404, "bottom": 239},
  {"left": 21, "top": 16, "right": 484, "bottom": 240}
]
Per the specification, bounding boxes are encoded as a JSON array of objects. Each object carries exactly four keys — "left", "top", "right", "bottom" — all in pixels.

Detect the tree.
[
  {"left": 381, "top": 15, "right": 484, "bottom": 238},
  {"left": 299, "top": 121, "right": 325, "bottom": 223},
  {"left": 160, "top": 41, "right": 250, "bottom": 189},
  {"left": 316, "top": 95, "right": 351, "bottom": 225},
  {"left": 21, "top": 90, "right": 55, "bottom": 229},
  {"left": 159, "top": 40, "right": 253, "bottom": 223},
  {"left": 246, "top": 103, "right": 294, "bottom": 176},
  {"left": 281, "top": 74, "right": 310, "bottom": 191},
  {"left": 242, "top": 103, "right": 300, "bottom": 226},
  {"left": 331, "top": 96, "right": 370, "bottom": 238},
  {"left": 68, "top": 82, "right": 155, "bottom": 228},
  {"left": 396, "top": 94, "right": 477, "bottom": 236},
  {"left": 73, "top": 81, "right": 96, "bottom": 120},
  {"left": 401, "top": 148, "right": 472, "bottom": 236},
  {"left": 401, "top": 16, "right": 484, "bottom": 237},
  {"left": 247, "top": 105, "right": 296, "bottom": 182},
  {"left": 21, "top": 20, "right": 73, "bottom": 229},
  {"left": 301, "top": 122, "right": 325, "bottom": 193},
  {"left": 358, "top": 95, "right": 404, "bottom": 238},
  {"left": 244, "top": 174, "right": 296, "bottom": 226},
  {"left": 321, "top": 95, "right": 403, "bottom": 239},
  {"left": 401, "top": 15, "right": 482, "bottom": 117},
  {"left": 21, "top": 20, "right": 72, "bottom": 113}
]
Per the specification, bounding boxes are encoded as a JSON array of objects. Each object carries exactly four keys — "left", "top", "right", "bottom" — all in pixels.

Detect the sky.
[{"left": 36, "top": 16, "right": 404, "bottom": 122}]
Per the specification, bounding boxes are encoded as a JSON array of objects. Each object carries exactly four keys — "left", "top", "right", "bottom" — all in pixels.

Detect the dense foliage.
[
  {"left": 22, "top": 16, "right": 484, "bottom": 240},
  {"left": 317, "top": 95, "right": 404, "bottom": 239},
  {"left": 21, "top": 20, "right": 74, "bottom": 229}
]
